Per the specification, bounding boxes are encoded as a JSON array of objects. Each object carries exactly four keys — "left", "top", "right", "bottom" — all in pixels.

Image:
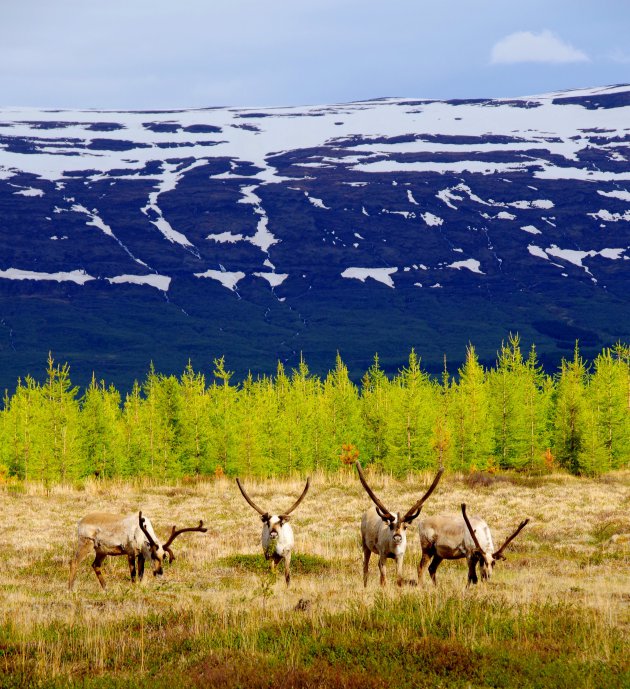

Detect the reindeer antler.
[
  {"left": 162, "top": 520, "right": 207, "bottom": 562},
  {"left": 461, "top": 504, "right": 483, "bottom": 553},
  {"left": 138, "top": 511, "right": 158, "bottom": 549},
  {"left": 355, "top": 462, "right": 395, "bottom": 522},
  {"left": 236, "top": 478, "right": 270, "bottom": 520},
  {"left": 493, "top": 518, "right": 530, "bottom": 560},
  {"left": 279, "top": 478, "right": 311, "bottom": 519},
  {"left": 402, "top": 467, "right": 444, "bottom": 523}
]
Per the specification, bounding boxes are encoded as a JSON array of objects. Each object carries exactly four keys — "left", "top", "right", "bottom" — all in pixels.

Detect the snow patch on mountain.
[
  {"left": 107, "top": 274, "right": 171, "bottom": 291},
  {"left": 238, "top": 185, "right": 278, "bottom": 252},
  {"left": 422, "top": 212, "right": 444, "bottom": 227},
  {"left": 206, "top": 231, "right": 244, "bottom": 243},
  {"left": 305, "top": 192, "right": 330, "bottom": 209},
  {"left": 13, "top": 187, "right": 44, "bottom": 197},
  {"left": 588, "top": 209, "right": 630, "bottom": 222},
  {"left": 194, "top": 269, "right": 245, "bottom": 291},
  {"left": 71, "top": 203, "right": 115, "bottom": 237},
  {"left": 341, "top": 267, "right": 397, "bottom": 287},
  {"left": 254, "top": 272, "right": 288, "bottom": 287},
  {"left": 546, "top": 245, "right": 626, "bottom": 267},
  {"left": 0, "top": 268, "right": 94, "bottom": 284},
  {"left": 448, "top": 259, "right": 484, "bottom": 274},
  {"left": 597, "top": 189, "right": 630, "bottom": 202}
]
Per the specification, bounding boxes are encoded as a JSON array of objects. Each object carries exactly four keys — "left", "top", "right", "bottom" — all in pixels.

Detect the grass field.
[{"left": 0, "top": 470, "right": 628, "bottom": 688}]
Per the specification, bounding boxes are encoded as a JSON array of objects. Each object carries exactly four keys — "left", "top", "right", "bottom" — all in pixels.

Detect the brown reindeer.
[
  {"left": 418, "top": 503, "right": 529, "bottom": 586},
  {"left": 68, "top": 511, "right": 207, "bottom": 590}
]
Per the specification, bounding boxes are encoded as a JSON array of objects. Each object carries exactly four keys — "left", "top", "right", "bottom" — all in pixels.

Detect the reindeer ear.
[{"left": 260, "top": 514, "right": 270, "bottom": 523}]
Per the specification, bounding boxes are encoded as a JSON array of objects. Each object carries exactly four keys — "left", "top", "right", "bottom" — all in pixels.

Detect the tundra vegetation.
[
  {"left": 0, "top": 337, "right": 629, "bottom": 484},
  {"left": 0, "top": 471, "right": 628, "bottom": 688}
]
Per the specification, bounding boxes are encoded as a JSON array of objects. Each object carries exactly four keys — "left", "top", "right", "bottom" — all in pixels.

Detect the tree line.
[{"left": 0, "top": 336, "right": 628, "bottom": 483}]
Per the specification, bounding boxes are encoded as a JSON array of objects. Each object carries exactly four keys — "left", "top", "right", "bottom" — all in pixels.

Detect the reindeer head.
[
  {"left": 236, "top": 478, "right": 310, "bottom": 523},
  {"left": 461, "top": 504, "right": 529, "bottom": 579},
  {"left": 356, "top": 462, "right": 443, "bottom": 546},
  {"left": 236, "top": 478, "right": 310, "bottom": 557},
  {"left": 138, "top": 512, "right": 207, "bottom": 576}
]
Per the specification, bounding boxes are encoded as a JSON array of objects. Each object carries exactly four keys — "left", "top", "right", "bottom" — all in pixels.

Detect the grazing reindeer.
[
  {"left": 357, "top": 462, "right": 443, "bottom": 587},
  {"left": 417, "top": 503, "right": 529, "bottom": 586},
  {"left": 236, "top": 477, "right": 310, "bottom": 586},
  {"left": 68, "top": 511, "right": 207, "bottom": 590}
]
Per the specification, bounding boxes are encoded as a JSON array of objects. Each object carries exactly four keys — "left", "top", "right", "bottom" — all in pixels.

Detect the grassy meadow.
[{"left": 0, "top": 470, "right": 628, "bottom": 688}]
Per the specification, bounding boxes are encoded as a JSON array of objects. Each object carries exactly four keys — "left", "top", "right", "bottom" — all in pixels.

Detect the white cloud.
[{"left": 491, "top": 30, "right": 589, "bottom": 65}]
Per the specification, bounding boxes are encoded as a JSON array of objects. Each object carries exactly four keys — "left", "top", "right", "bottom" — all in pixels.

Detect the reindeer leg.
[
  {"left": 378, "top": 555, "right": 387, "bottom": 587},
  {"left": 417, "top": 549, "right": 432, "bottom": 584},
  {"left": 362, "top": 543, "right": 372, "bottom": 587},
  {"left": 92, "top": 553, "right": 108, "bottom": 590},
  {"left": 466, "top": 555, "right": 479, "bottom": 586},
  {"left": 395, "top": 555, "right": 405, "bottom": 587},
  {"left": 137, "top": 553, "right": 145, "bottom": 581},
  {"left": 283, "top": 552, "right": 291, "bottom": 587},
  {"left": 128, "top": 554, "right": 137, "bottom": 583},
  {"left": 428, "top": 555, "right": 442, "bottom": 585},
  {"left": 68, "top": 538, "right": 93, "bottom": 591}
]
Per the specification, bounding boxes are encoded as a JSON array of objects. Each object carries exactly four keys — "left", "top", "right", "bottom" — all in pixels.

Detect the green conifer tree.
[
  {"left": 451, "top": 345, "right": 494, "bottom": 471},
  {"left": 41, "top": 354, "right": 81, "bottom": 483},
  {"left": 321, "top": 353, "right": 361, "bottom": 471},
  {"left": 553, "top": 343, "right": 589, "bottom": 474},
  {"left": 361, "top": 354, "right": 392, "bottom": 470},
  {"left": 389, "top": 349, "right": 437, "bottom": 472},
  {"left": 79, "top": 375, "right": 125, "bottom": 478}
]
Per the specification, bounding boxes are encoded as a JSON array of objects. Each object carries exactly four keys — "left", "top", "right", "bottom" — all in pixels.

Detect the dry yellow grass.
[{"left": 0, "top": 470, "right": 628, "bottom": 687}]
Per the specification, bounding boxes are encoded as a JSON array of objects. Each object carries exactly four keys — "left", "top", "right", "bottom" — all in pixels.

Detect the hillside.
[{"left": 1, "top": 85, "right": 629, "bottom": 388}]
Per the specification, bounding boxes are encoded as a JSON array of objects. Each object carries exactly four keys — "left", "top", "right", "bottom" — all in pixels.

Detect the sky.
[{"left": 1, "top": 0, "right": 629, "bottom": 109}]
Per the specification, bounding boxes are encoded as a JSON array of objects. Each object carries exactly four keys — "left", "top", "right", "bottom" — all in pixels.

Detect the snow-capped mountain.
[{"left": 1, "top": 85, "right": 629, "bottom": 387}]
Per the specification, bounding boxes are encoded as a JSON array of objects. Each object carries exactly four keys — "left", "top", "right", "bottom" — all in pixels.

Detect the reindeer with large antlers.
[
  {"left": 68, "top": 511, "right": 207, "bottom": 590},
  {"left": 236, "top": 477, "right": 310, "bottom": 586},
  {"left": 356, "top": 462, "right": 443, "bottom": 587},
  {"left": 417, "top": 504, "right": 529, "bottom": 586}
]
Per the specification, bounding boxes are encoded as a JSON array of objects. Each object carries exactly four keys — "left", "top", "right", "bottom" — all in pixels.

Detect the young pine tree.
[
  {"left": 389, "top": 349, "right": 437, "bottom": 472},
  {"left": 79, "top": 375, "right": 125, "bottom": 478},
  {"left": 553, "top": 343, "right": 591, "bottom": 475},
  {"left": 451, "top": 345, "right": 494, "bottom": 471},
  {"left": 361, "top": 354, "right": 392, "bottom": 471},
  {"left": 41, "top": 354, "right": 81, "bottom": 483}
]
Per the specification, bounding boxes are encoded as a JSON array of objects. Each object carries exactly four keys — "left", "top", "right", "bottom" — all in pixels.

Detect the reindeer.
[
  {"left": 356, "top": 462, "right": 443, "bottom": 587},
  {"left": 236, "top": 477, "right": 310, "bottom": 586},
  {"left": 68, "top": 511, "right": 207, "bottom": 590},
  {"left": 417, "top": 503, "right": 529, "bottom": 586}
]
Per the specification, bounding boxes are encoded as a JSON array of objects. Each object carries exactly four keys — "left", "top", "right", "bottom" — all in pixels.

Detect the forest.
[{"left": 0, "top": 336, "right": 628, "bottom": 483}]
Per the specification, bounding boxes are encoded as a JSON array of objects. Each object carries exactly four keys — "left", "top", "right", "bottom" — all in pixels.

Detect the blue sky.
[{"left": 1, "top": 0, "right": 629, "bottom": 108}]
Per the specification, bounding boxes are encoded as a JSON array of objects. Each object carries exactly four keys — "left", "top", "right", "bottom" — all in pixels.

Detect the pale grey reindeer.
[
  {"left": 357, "top": 462, "right": 443, "bottom": 587},
  {"left": 236, "top": 477, "right": 310, "bottom": 586},
  {"left": 417, "top": 503, "right": 529, "bottom": 586},
  {"left": 68, "top": 511, "right": 207, "bottom": 590}
]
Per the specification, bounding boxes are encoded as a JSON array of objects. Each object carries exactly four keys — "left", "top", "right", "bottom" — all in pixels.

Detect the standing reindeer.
[
  {"left": 356, "top": 462, "right": 443, "bottom": 587},
  {"left": 417, "top": 503, "right": 529, "bottom": 586},
  {"left": 236, "top": 477, "right": 310, "bottom": 586},
  {"left": 68, "top": 511, "right": 207, "bottom": 590}
]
